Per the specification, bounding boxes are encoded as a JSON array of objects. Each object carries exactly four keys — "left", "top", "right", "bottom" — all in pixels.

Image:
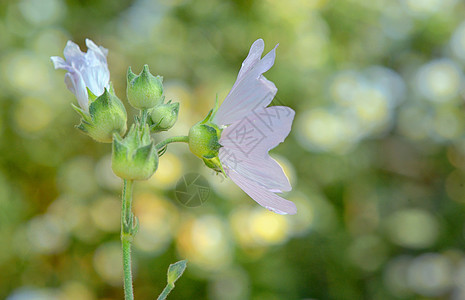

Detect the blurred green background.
[{"left": 1, "top": 0, "right": 465, "bottom": 299}]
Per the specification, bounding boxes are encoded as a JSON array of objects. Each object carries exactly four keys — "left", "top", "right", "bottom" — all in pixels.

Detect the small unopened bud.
[
  {"left": 111, "top": 123, "right": 158, "bottom": 180},
  {"left": 73, "top": 88, "right": 127, "bottom": 143},
  {"left": 127, "top": 65, "right": 163, "bottom": 110},
  {"left": 150, "top": 100, "right": 179, "bottom": 132}
]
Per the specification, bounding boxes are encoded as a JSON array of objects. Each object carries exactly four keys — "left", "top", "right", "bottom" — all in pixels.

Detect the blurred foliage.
[{"left": 2, "top": 0, "right": 465, "bottom": 299}]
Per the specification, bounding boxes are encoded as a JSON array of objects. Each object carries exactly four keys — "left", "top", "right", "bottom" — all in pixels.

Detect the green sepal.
[
  {"left": 133, "top": 142, "right": 154, "bottom": 163},
  {"left": 202, "top": 156, "right": 226, "bottom": 176},
  {"left": 73, "top": 89, "right": 127, "bottom": 143},
  {"left": 199, "top": 94, "right": 220, "bottom": 125},
  {"left": 73, "top": 104, "right": 93, "bottom": 134},
  {"left": 111, "top": 123, "right": 158, "bottom": 180},
  {"left": 86, "top": 88, "right": 97, "bottom": 102},
  {"left": 71, "top": 103, "right": 91, "bottom": 122},
  {"left": 187, "top": 103, "right": 226, "bottom": 175},
  {"left": 187, "top": 94, "right": 229, "bottom": 174},
  {"left": 127, "top": 66, "right": 136, "bottom": 83}
]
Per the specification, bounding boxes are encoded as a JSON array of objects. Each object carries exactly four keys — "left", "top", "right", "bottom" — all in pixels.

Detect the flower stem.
[
  {"left": 157, "top": 283, "right": 174, "bottom": 300},
  {"left": 140, "top": 109, "right": 149, "bottom": 125},
  {"left": 155, "top": 136, "right": 189, "bottom": 150},
  {"left": 121, "top": 179, "right": 135, "bottom": 300},
  {"left": 122, "top": 238, "right": 134, "bottom": 300}
]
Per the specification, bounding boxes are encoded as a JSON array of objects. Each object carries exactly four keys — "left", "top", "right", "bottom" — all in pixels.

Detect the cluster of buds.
[{"left": 52, "top": 41, "right": 179, "bottom": 181}]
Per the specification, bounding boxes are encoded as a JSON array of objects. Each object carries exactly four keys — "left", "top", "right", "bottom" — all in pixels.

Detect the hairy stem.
[
  {"left": 140, "top": 109, "right": 149, "bottom": 125},
  {"left": 157, "top": 283, "right": 174, "bottom": 300},
  {"left": 122, "top": 238, "right": 134, "bottom": 300},
  {"left": 121, "top": 179, "right": 135, "bottom": 300},
  {"left": 155, "top": 136, "right": 189, "bottom": 150}
]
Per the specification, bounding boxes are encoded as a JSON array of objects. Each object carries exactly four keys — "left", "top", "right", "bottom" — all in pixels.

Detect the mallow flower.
[
  {"left": 188, "top": 39, "right": 297, "bottom": 215},
  {"left": 51, "top": 39, "right": 110, "bottom": 111},
  {"left": 51, "top": 39, "right": 127, "bottom": 143}
]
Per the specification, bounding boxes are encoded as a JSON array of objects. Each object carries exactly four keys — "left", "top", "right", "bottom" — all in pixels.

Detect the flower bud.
[
  {"left": 188, "top": 120, "right": 224, "bottom": 174},
  {"left": 111, "top": 123, "right": 158, "bottom": 180},
  {"left": 150, "top": 100, "right": 179, "bottom": 132},
  {"left": 188, "top": 122, "right": 221, "bottom": 159},
  {"left": 127, "top": 65, "right": 163, "bottom": 110},
  {"left": 73, "top": 88, "right": 127, "bottom": 143},
  {"left": 187, "top": 99, "right": 226, "bottom": 173}
]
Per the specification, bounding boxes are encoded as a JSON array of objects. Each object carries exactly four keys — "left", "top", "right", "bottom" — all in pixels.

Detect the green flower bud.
[
  {"left": 188, "top": 122, "right": 221, "bottom": 159},
  {"left": 188, "top": 103, "right": 225, "bottom": 173},
  {"left": 73, "top": 88, "right": 127, "bottom": 143},
  {"left": 127, "top": 65, "right": 163, "bottom": 110},
  {"left": 111, "top": 123, "right": 158, "bottom": 180},
  {"left": 150, "top": 100, "right": 179, "bottom": 132}
]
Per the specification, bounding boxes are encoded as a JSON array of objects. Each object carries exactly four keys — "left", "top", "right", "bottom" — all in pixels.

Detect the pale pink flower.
[
  {"left": 51, "top": 39, "right": 110, "bottom": 112},
  {"left": 214, "top": 39, "right": 297, "bottom": 215}
]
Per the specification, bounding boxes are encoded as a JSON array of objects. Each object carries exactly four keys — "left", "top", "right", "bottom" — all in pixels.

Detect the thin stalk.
[
  {"left": 122, "top": 238, "right": 134, "bottom": 300},
  {"left": 121, "top": 179, "right": 135, "bottom": 300},
  {"left": 157, "top": 283, "right": 174, "bottom": 300},
  {"left": 155, "top": 136, "right": 189, "bottom": 150},
  {"left": 140, "top": 109, "right": 149, "bottom": 125}
]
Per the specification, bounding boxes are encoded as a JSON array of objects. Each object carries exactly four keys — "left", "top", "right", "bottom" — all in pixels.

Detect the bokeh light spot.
[
  {"left": 416, "top": 59, "right": 463, "bottom": 102},
  {"left": 177, "top": 215, "right": 232, "bottom": 271},
  {"left": 13, "top": 97, "right": 53, "bottom": 136},
  {"left": 27, "top": 214, "right": 69, "bottom": 254},
  {"left": 93, "top": 242, "right": 123, "bottom": 287},
  {"left": 18, "top": 0, "right": 65, "bottom": 25},
  {"left": 149, "top": 152, "right": 182, "bottom": 188},
  {"left": 407, "top": 253, "right": 453, "bottom": 297},
  {"left": 133, "top": 193, "right": 178, "bottom": 254},
  {"left": 385, "top": 208, "right": 439, "bottom": 249}
]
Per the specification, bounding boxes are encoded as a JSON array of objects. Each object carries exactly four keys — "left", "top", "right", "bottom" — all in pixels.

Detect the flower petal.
[
  {"left": 220, "top": 146, "right": 292, "bottom": 192},
  {"left": 86, "top": 39, "right": 108, "bottom": 62},
  {"left": 214, "top": 42, "right": 278, "bottom": 126},
  {"left": 237, "top": 39, "right": 264, "bottom": 81},
  {"left": 52, "top": 39, "right": 110, "bottom": 111},
  {"left": 219, "top": 106, "right": 295, "bottom": 192},
  {"left": 79, "top": 57, "right": 109, "bottom": 96},
  {"left": 227, "top": 168, "right": 297, "bottom": 215},
  {"left": 82, "top": 40, "right": 110, "bottom": 96},
  {"left": 50, "top": 56, "right": 68, "bottom": 70},
  {"left": 65, "top": 72, "right": 88, "bottom": 111},
  {"left": 63, "top": 40, "right": 85, "bottom": 63}
]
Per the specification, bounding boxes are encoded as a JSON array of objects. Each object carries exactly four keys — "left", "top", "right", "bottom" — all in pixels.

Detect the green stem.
[
  {"left": 157, "top": 283, "right": 174, "bottom": 300},
  {"left": 121, "top": 179, "right": 135, "bottom": 300},
  {"left": 140, "top": 109, "right": 149, "bottom": 125},
  {"left": 155, "top": 136, "right": 189, "bottom": 150},
  {"left": 122, "top": 238, "right": 134, "bottom": 300}
]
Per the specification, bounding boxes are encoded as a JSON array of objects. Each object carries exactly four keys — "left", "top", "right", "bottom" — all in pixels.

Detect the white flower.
[
  {"left": 215, "top": 39, "right": 296, "bottom": 215},
  {"left": 51, "top": 39, "right": 110, "bottom": 112}
]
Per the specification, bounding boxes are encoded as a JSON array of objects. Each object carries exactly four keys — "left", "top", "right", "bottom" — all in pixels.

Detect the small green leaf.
[
  {"left": 167, "top": 260, "right": 187, "bottom": 285},
  {"left": 157, "top": 260, "right": 188, "bottom": 300}
]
